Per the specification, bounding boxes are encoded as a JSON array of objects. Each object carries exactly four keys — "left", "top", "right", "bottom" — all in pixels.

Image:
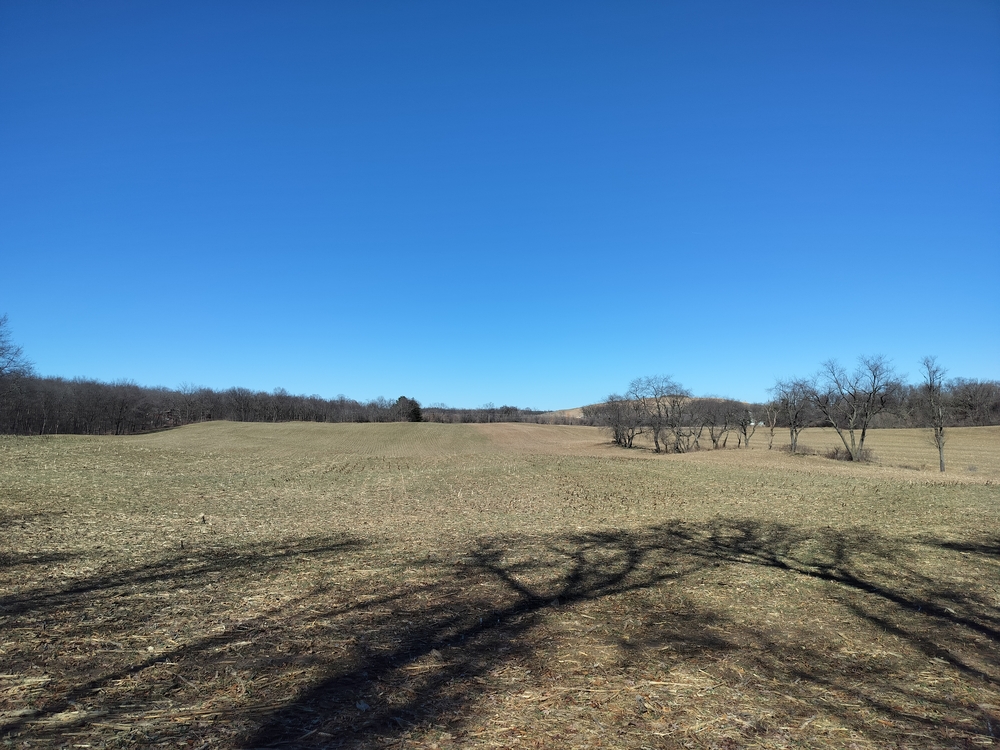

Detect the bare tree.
[
  {"left": 702, "top": 399, "right": 737, "bottom": 449},
  {"left": 109, "top": 379, "right": 144, "bottom": 435},
  {"left": 226, "top": 387, "right": 258, "bottom": 422},
  {"left": 480, "top": 402, "right": 497, "bottom": 423},
  {"left": 949, "top": 378, "right": 1000, "bottom": 426},
  {"left": 0, "top": 315, "right": 32, "bottom": 379},
  {"left": 0, "top": 315, "right": 33, "bottom": 426},
  {"left": 762, "top": 401, "right": 779, "bottom": 449},
  {"left": 735, "top": 407, "right": 758, "bottom": 448},
  {"left": 811, "top": 356, "right": 901, "bottom": 462},
  {"left": 771, "top": 378, "right": 812, "bottom": 453},
  {"left": 177, "top": 382, "right": 205, "bottom": 423},
  {"left": 585, "top": 394, "right": 644, "bottom": 448},
  {"left": 920, "top": 356, "right": 947, "bottom": 472},
  {"left": 664, "top": 387, "right": 701, "bottom": 453},
  {"left": 628, "top": 375, "right": 680, "bottom": 453}
]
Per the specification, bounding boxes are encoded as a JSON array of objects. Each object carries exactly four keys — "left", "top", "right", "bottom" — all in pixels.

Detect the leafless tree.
[
  {"left": 628, "top": 375, "right": 681, "bottom": 453},
  {"left": 177, "top": 383, "right": 205, "bottom": 423},
  {"left": 664, "top": 387, "right": 701, "bottom": 453},
  {"left": 585, "top": 394, "right": 644, "bottom": 448},
  {"left": 762, "top": 401, "right": 779, "bottom": 449},
  {"left": 949, "top": 378, "right": 1000, "bottom": 426},
  {"left": 0, "top": 315, "right": 32, "bottom": 380},
  {"left": 0, "top": 315, "right": 33, "bottom": 423},
  {"left": 771, "top": 378, "right": 813, "bottom": 453},
  {"left": 702, "top": 399, "right": 737, "bottom": 449},
  {"left": 810, "top": 356, "right": 901, "bottom": 462},
  {"left": 735, "top": 407, "right": 757, "bottom": 448},
  {"left": 109, "top": 379, "right": 145, "bottom": 435},
  {"left": 226, "top": 387, "right": 258, "bottom": 422},
  {"left": 920, "top": 356, "right": 947, "bottom": 472}
]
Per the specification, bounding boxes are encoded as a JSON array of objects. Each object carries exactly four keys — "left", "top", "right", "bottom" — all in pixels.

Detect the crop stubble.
[{"left": 1, "top": 422, "right": 998, "bottom": 749}]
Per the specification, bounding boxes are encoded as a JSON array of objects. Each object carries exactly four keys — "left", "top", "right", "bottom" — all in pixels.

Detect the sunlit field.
[{"left": 2, "top": 422, "right": 998, "bottom": 749}]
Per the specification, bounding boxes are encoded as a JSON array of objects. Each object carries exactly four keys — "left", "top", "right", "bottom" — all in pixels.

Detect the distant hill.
[
  {"left": 540, "top": 407, "right": 586, "bottom": 420},
  {"left": 539, "top": 397, "right": 759, "bottom": 425}
]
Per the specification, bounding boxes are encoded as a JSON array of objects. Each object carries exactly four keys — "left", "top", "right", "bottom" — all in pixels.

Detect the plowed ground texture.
[{"left": 1, "top": 422, "right": 999, "bottom": 749}]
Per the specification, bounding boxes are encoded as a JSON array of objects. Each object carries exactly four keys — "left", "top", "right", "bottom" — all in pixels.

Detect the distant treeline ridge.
[
  {"left": 0, "top": 376, "right": 563, "bottom": 436},
  {"left": 0, "top": 317, "right": 997, "bottom": 438}
]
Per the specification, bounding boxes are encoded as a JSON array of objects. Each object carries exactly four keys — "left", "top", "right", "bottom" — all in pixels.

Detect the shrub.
[{"left": 825, "top": 446, "right": 876, "bottom": 463}]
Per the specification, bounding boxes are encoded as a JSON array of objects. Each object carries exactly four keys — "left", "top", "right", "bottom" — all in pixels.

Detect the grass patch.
[{"left": 1, "top": 423, "right": 999, "bottom": 748}]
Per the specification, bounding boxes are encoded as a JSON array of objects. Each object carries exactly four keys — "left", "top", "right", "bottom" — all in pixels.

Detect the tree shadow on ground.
[
  {"left": 243, "top": 521, "right": 998, "bottom": 748},
  {"left": 0, "top": 550, "right": 78, "bottom": 569},
  {"left": 245, "top": 530, "right": 729, "bottom": 748},
  {"left": 933, "top": 535, "right": 1000, "bottom": 560},
  {"left": 0, "top": 534, "right": 366, "bottom": 619},
  {"left": 0, "top": 510, "right": 81, "bottom": 568},
  {"left": 0, "top": 534, "right": 367, "bottom": 744},
  {"left": 1, "top": 521, "right": 998, "bottom": 748}
]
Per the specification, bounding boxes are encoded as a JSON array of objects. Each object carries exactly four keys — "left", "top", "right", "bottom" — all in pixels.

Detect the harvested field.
[{"left": 1, "top": 422, "right": 998, "bottom": 749}]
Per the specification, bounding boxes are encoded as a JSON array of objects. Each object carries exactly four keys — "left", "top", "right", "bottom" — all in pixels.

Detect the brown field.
[{"left": 1, "top": 422, "right": 998, "bottom": 749}]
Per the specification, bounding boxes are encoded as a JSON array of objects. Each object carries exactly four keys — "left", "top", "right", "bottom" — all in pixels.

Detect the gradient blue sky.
[{"left": 2, "top": 1, "right": 998, "bottom": 409}]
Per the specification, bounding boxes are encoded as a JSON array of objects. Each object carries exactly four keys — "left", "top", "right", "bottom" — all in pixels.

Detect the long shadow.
[
  {"left": 0, "top": 533, "right": 368, "bottom": 743},
  {"left": 0, "top": 550, "right": 78, "bottom": 570},
  {"left": 0, "top": 534, "right": 364, "bottom": 618},
  {"left": 658, "top": 520, "right": 1000, "bottom": 643},
  {"left": 2, "top": 521, "right": 998, "bottom": 748},
  {"left": 646, "top": 521, "right": 1000, "bottom": 742},
  {"left": 245, "top": 530, "right": 724, "bottom": 748},
  {"left": 240, "top": 522, "right": 999, "bottom": 748},
  {"left": 0, "top": 510, "right": 81, "bottom": 578},
  {"left": 933, "top": 536, "right": 1000, "bottom": 559}
]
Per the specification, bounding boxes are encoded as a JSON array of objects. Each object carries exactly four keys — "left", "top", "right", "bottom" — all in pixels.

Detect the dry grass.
[
  {"left": 1, "top": 422, "right": 998, "bottom": 749},
  {"left": 791, "top": 426, "right": 1000, "bottom": 478}
]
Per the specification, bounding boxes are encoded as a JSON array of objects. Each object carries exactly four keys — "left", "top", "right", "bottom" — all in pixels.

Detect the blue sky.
[{"left": 2, "top": 1, "right": 998, "bottom": 409}]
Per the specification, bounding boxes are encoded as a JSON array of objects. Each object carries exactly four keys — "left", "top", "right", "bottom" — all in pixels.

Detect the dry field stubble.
[{"left": 1, "top": 422, "right": 998, "bottom": 749}]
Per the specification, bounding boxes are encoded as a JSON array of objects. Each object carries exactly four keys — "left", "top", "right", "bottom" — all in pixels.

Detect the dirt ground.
[{"left": 1, "top": 422, "right": 998, "bottom": 749}]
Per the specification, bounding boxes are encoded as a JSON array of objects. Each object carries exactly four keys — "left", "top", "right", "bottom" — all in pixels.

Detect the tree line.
[
  {"left": 422, "top": 402, "right": 554, "bottom": 424},
  {"left": 1, "top": 318, "right": 996, "bottom": 451},
  {"left": 584, "top": 356, "right": 1000, "bottom": 472},
  {"left": 0, "top": 316, "right": 556, "bottom": 435},
  {"left": 0, "top": 375, "right": 560, "bottom": 436},
  {"left": 0, "top": 376, "right": 425, "bottom": 435}
]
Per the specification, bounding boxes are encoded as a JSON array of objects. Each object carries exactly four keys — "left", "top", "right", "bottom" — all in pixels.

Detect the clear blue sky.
[{"left": 2, "top": 1, "right": 998, "bottom": 409}]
